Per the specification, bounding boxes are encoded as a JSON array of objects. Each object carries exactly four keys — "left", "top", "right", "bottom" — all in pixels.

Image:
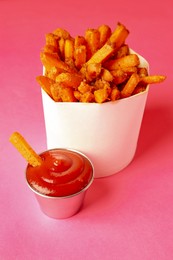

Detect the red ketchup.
[{"left": 26, "top": 149, "right": 93, "bottom": 197}]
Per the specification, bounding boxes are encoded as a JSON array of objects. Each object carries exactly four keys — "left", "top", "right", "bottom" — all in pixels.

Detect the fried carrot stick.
[{"left": 9, "top": 132, "right": 42, "bottom": 167}]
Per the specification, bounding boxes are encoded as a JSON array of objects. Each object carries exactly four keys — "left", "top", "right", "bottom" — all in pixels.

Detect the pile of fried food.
[{"left": 36, "top": 22, "right": 166, "bottom": 103}]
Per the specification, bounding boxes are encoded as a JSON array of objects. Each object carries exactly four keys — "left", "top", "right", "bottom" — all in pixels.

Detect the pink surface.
[{"left": 0, "top": 0, "right": 173, "bottom": 259}]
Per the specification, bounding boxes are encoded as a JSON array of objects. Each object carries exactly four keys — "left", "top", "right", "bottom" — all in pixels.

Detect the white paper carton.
[{"left": 41, "top": 51, "right": 149, "bottom": 178}]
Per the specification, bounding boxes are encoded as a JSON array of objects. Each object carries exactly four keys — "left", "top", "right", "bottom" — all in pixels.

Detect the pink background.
[{"left": 0, "top": 0, "right": 173, "bottom": 259}]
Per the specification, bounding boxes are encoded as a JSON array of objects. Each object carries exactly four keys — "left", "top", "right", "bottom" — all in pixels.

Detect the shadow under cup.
[{"left": 41, "top": 51, "right": 149, "bottom": 178}]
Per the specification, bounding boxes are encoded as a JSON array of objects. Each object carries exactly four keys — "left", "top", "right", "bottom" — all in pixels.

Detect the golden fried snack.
[
  {"left": 74, "top": 35, "right": 87, "bottom": 47},
  {"left": 36, "top": 22, "right": 166, "bottom": 103},
  {"left": 121, "top": 73, "right": 140, "bottom": 98},
  {"left": 36, "top": 75, "right": 54, "bottom": 98},
  {"left": 121, "top": 66, "right": 138, "bottom": 75},
  {"left": 64, "top": 38, "right": 74, "bottom": 64},
  {"left": 132, "top": 84, "right": 147, "bottom": 95},
  {"left": 131, "top": 67, "right": 149, "bottom": 94},
  {"left": 111, "top": 69, "right": 128, "bottom": 85},
  {"left": 74, "top": 90, "right": 94, "bottom": 102},
  {"left": 98, "top": 24, "right": 112, "bottom": 47},
  {"left": 85, "top": 29, "right": 100, "bottom": 59},
  {"left": 83, "top": 43, "right": 114, "bottom": 66},
  {"left": 50, "top": 83, "right": 62, "bottom": 101},
  {"left": 58, "top": 37, "right": 65, "bottom": 59},
  {"left": 40, "top": 52, "right": 75, "bottom": 73},
  {"left": 79, "top": 91, "right": 95, "bottom": 103},
  {"left": 45, "top": 33, "right": 58, "bottom": 51},
  {"left": 74, "top": 45, "right": 87, "bottom": 69},
  {"left": 108, "top": 22, "right": 129, "bottom": 51},
  {"left": 78, "top": 81, "right": 93, "bottom": 94},
  {"left": 9, "top": 132, "right": 42, "bottom": 167},
  {"left": 85, "top": 63, "right": 102, "bottom": 81},
  {"left": 53, "top": 28, "right": 71, "bottom": 39},
  {"left": 94, "top": 79, "right": 110, "bottom": 90},
  {"left": 94, "top": 88, "right": 109, "bottom": 103},
  {"left": 115, "top": 44, "right": 129, "bottom": 58},
  {"left": 55, "top": 72, "right": 82, "bottom": 89},
  {"left": 45, "top": 66, "right": 62, "bottom": 81},
  {"left": 110, "top": 86, "right": 121, "bottom": 101},
  {"left": 101, "top": 68, "right": 114, "bottom": 82},
  {"left": 40, "top": 52, "right": 59, "bottom": 68},
  {"left": 83, "top": 23, "right": 129, "bottom": 66},
  {"left": 140, "top": 75, "right": 166, "bottom": 84},
  {"left": 74, "top": 90, "right": 81, "bottom": 100},
  {"left": 104, "top": 54, "right": 140, "bottom": 70},
  {"left": 138, "top": 67, "right": 148, "bottom": 78},
  {"left": 50, "top": 83, "right": 77, "bottom": 102},
  {"left": 60, "top": 87, "right": 77, "bottom": 102},
  {"left": 43, "top": 45, "right": 58, "bottom": 54}
]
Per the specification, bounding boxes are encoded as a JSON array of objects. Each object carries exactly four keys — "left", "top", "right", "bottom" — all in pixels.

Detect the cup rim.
[{"left": 25, "top": 148, "right": 94, "bottom": 200}]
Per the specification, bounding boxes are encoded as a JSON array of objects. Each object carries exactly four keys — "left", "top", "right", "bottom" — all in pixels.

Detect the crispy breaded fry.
[
  {"left": 111, "top": 69, "right": 128, "bottom": 84},
  {"left": 84, "top": 43, "right": 114, "bottom": 65},
  {"left": 110, "top": 86, "right": 121, "bottom": 101},
  {"left": 45, "top": 33, "right": 58, "bottom": 51},
  {"left": 121, "top": 73, "right": 140, "bottom": 98},
  {"left": 74, "top": 90, "right": 94, "bottom": 102},
  {"left": 64, "top": 38, "right": 74, "bottom": 63},
  {"left": 40, "top": 52, "right": 59, "bottom": 67},
  {"left": 140, "top": 75, "right": 166, "bottom": 84},
  {"left": 94, "top": 79, "right": 111, "bottom": 91},
  {"left": 115, "top": 44, "right": 129, "bottom": 58},
  {"left": 9, "top": 132, "right": 42, "bottom": 167},
  {"left": 74, "top": 90, "right": 81, "bottom": 101},
  {"left": 80, "top": 91, "right": 95, "bottom": 103},
  {"left": 108, "top": 22, "right": 129, "bottom": 51},
  {"left": 37, "top": 23, "right": 166, "bottom": 103},
  {"left": 104, "top": 54, "right": 140, "bottom": 70},
  {"left": 138, "top": 67, "right": 148, "bottom": 78},
  {"left": 101, "top": 68, "right": 114, "bottom": 82},
  {"left": 43, "top": 45, "right": 58, "bottom": 54},
  {"left": 85, "top": 63, "right": 102, "bottom": 81},
  {"left": 58, "top": 37, "right": 65, "bottom": 60},
  {"left": 45, "top": 66, "right": 62, "bottom": 80},
  {"left": 74, "top": 35, "right": 87, "bottom": 47},
  {"left": 74, "top": 45, "right": 87, "bottom": 69},
  {"left": 53, "top": 28, "right": 71, "bottom": 39},
  {"left": 78, "top": 81, "right": 93, "bottom": 94},
  {"left": 132, "top": 83, "right": 147, "bottom": 95},
  {"left": 121, "top": 66, "right": 137, "bottom": 75},
  {"left": 60, "top": 87, "right": 77, "bottom": 102},
  {"left": 85, "top": 29, "right": 100, "bottom": 59},
  {"left": 94, "top": 88, "right": 109, "bottom": 103},
  {"left": 51, "top": 83, "right": 77, "bottom": 102},
  {"left": 50, "top": 83, "right": 62, "bottom": 102},
  {"left": 36, "top": 75, "right": 54, "bottom": 98},
  {"left": 40, "top": 52, "right": 75, "bottom": 73},
  {"left": 55, "top": 72, "right": 82, "bottom": 89},
  {"left": 98, "top": 24, "right": 111, "bottom": 47}
]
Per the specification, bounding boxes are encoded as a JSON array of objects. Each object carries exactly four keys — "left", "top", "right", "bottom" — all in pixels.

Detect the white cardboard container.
[{"left": 41, "top": 51, "right": 149, "bottom": 178}]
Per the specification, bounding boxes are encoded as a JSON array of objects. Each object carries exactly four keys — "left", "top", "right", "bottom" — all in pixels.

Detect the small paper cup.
[
  {"left": 26, "top": 149, "right": 94, "bottom": 219},
  {"left": 41, "top": 50, "right": 149, "bottom": 178}
]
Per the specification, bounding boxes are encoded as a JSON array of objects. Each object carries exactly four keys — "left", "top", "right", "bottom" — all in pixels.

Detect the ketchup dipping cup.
[{"left": 26, "top": 148, "right": 94, "bottom": 219}]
